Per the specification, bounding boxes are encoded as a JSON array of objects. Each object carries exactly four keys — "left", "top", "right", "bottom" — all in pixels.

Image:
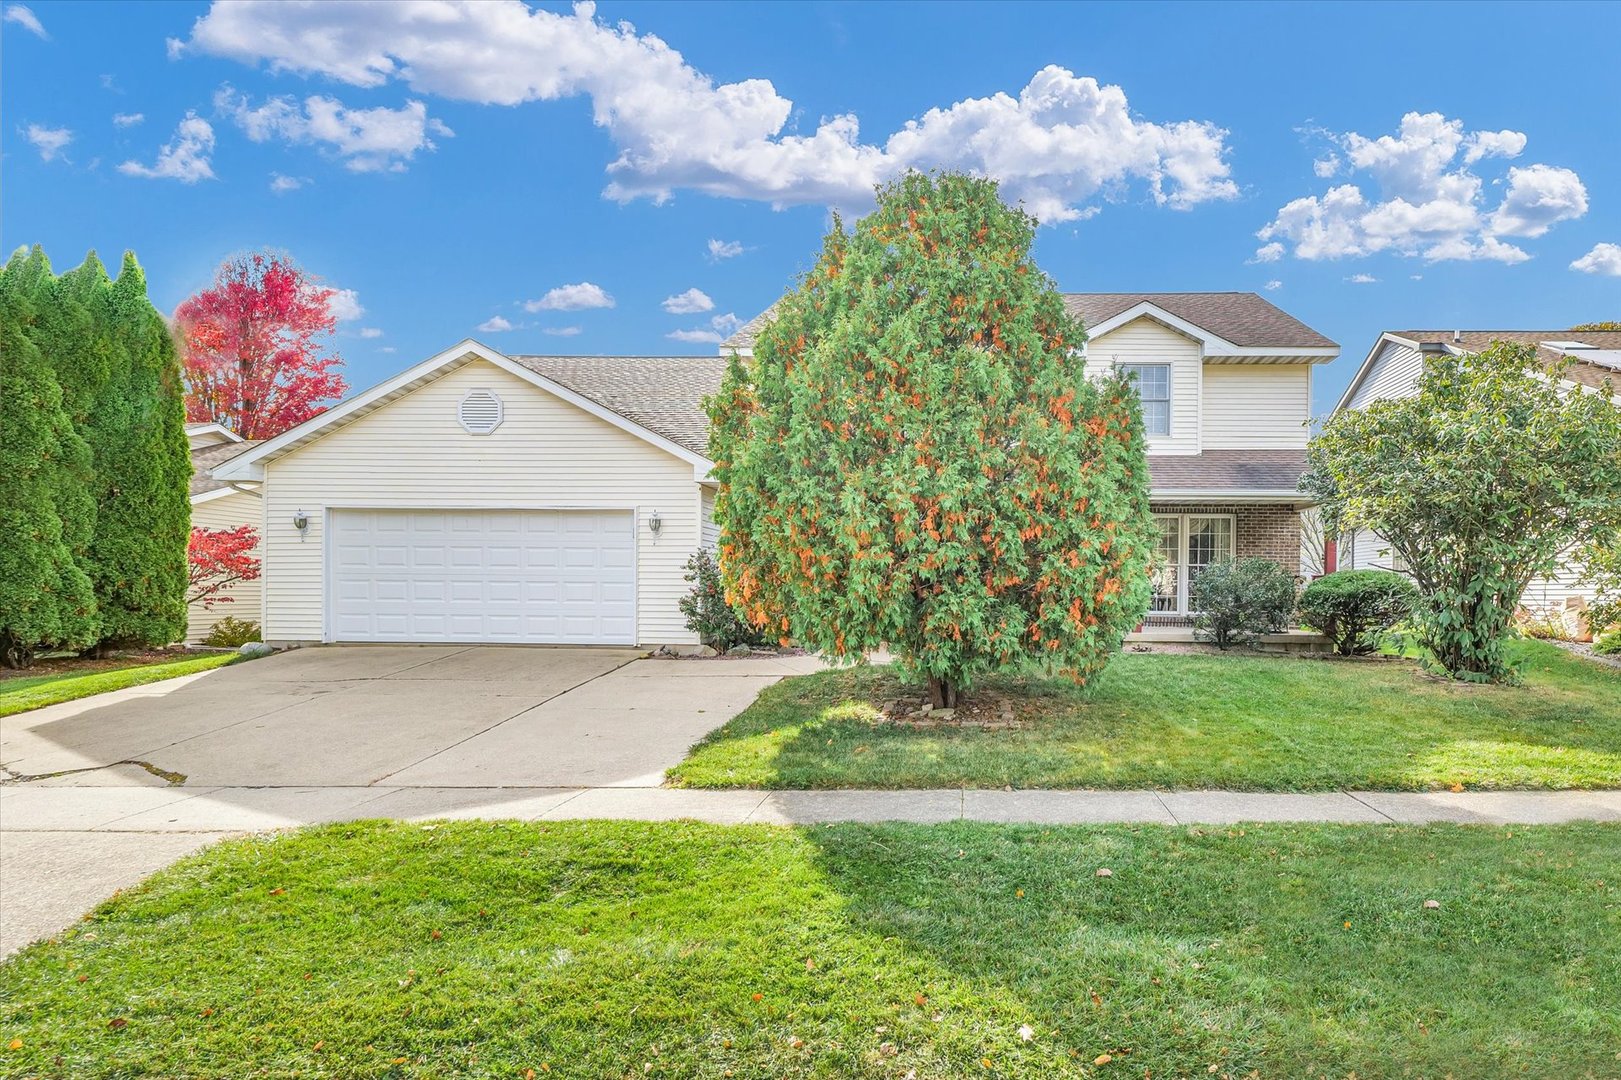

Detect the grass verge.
[
  {"left": 0, "top": 652, "right": 238, "bottom": 719},
  {"left": 1, "top": 819, "right": 1616, "bottom": 1078},
  {"left": 669, "top": 639, "right": 1621, "bottom": 790}
]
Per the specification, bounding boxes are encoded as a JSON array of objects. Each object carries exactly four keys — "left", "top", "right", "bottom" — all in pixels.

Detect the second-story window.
[{"left": 1118, "top": 363, "right": 1171, "bottom": 437}]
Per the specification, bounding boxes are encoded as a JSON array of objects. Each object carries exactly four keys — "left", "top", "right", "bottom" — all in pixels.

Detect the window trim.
[
  {"left": 1117, "top": 362, "right": 1172, "bottom": 439},
  {"left": 1151, "top": 512, "right": 1236, "bottom": 614}
]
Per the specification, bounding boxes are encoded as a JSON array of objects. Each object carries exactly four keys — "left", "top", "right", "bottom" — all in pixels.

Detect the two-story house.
[
  {"left": 720, "top": 292, "right": 1339, "bottom": 626},
  {"left": 206, "top": 292, "right": 1337, "bottom": 647},
  {"left": 1336, "top": 328, "right": 1621, "bottom": 618}
]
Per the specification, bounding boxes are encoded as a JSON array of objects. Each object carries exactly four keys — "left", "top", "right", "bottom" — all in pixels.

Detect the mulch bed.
[{"left": 0, "top": 647, "right": 197, "bottom": 682}]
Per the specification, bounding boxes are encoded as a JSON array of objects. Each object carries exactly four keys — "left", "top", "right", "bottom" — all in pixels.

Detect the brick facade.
[{"left": 1145, "top": 503, "right": 1304, "bottom": 625}]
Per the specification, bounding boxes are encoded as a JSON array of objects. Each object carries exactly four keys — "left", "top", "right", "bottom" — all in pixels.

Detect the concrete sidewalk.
[{"left": 5, "top": 782, "right": 1619, "bottom": 831}]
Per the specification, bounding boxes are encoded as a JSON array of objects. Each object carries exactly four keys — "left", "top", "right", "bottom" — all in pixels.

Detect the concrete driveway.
[{"left": 0, "top": 645, "right": 814, "bottom": 954}]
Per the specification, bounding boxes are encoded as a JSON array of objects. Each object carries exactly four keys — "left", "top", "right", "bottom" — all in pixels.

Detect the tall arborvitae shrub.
[
  {"left": 0, "top": 253, "right": 98, "bottom": 665},
  {"left": 710, "top": 173, "right": 1155, "bottom": 707},
  {"left": 76, "top": 253, "right": 192, "bottom": 648}
]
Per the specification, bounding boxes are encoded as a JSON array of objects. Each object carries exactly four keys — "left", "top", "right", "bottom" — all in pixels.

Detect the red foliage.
[
  {"left": 175, "top": 253, "right": 349, "bottom": 439},
  {"left": 188, "top": 526, "right": 261, "bottom": 609}
]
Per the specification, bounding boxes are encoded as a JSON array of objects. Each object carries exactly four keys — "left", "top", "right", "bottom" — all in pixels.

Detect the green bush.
[
  {"left": 203, "top": 616, "right": 261, "bottom": 648},
  {"left": 1297, "top": 570, "right": 1419, "bottom": 656},
  {"left": 1191, "top": 558, "right": 1297, "bottom": 650},
  {"left": 678, "top": 549, "right": 767, "bottom": 652},
  {"left": 1593, "top": 633, "right": 1621, "bottom": 656}
]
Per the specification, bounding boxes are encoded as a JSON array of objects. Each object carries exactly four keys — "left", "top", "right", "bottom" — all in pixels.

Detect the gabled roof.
[
  {"left": 190, "top": 439, "right": 259, "bottom": 498},
  {"left": 509, "top": 355, "right": 728, "bottom": 457},
  {"left": 212, "top": 341, "right": 717, "bottom": 483},
  {"left": 720, "top": 291, "right": 1337, "bottom": 355},
  {"left": 1338, "top": 329, "right": 1621, "bottom": 411},
  {"left": 186, "top": 422, "right": 243, "bottom": 447}
]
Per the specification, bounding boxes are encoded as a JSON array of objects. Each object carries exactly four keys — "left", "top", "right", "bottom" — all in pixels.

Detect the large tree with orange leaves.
[{"left": 709, "top": 172, "right": 1154, "bottom": 706}]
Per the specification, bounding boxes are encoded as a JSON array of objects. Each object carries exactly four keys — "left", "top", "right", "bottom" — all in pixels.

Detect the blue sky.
[{"left": 4, "top": 0, "right": 1618, "bottom": 413}]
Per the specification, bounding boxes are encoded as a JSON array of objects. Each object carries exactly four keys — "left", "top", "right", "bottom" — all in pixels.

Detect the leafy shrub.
[
  {"left": 203, "top": 616, "right": 261, "bottom": 648},
  {"left": 1297, "top": 570, "right": 1418, "bottom": 656},
  {"left": 1191, "top": 558, "right": 1297, "bottom": 650},
  {"left": 679, "top": 549, "right": 766, "bottom": 652},
  {"left": 1593, "top": 632, "right": 1621, "bottom": 656}
]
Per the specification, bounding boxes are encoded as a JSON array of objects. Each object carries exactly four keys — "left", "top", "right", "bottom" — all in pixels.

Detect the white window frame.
[
  {"left": 1151, "top": 512, "right": 1236, "bottom": 614},
  {"left": 1117, "top": 362, "right": 1172, "bottom": 439}
]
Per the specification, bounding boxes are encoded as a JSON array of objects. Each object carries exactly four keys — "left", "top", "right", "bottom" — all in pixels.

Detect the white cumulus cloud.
[
  {"left": 3, "top": 4, "right": 47, "bottom": 39},
  {"left": 477, "top": 315, "right": 515, "bottom": 332},
  {"left": 1571, "top": 243, "right": 1621, "bottom": 277},
  {"left": 662, "top": 287, "right": 714, "bottom": 315},
  {"left": 174, "top": 0, "right": 1237, "bottom": 223},
  {"left": 23, "top": 123, "right": 72, "bottom": 162},
  {"left": 327, "top": 288, "right": 364, "bottom": 321},
  {"left": 542, "top": 325, "right": 583, "bottom": 336},
  {"left": 1263, "top": 279, "right": 1282, "bottom": 291},
  {"left": 707, "top": 238, "right": 744, "bottom": 260},
  {"left": 358, "top": 326, "right": 383, "bottom": 338},
  {"left": 117, "top": 112, "right": 215, "bottom": 182},
  {"left": 112, "top": 112, "right": 144, "bottom": 128},
  {"left": 269, "top": 172, "right": 306, "bottom": 193},
  {"left": 1346, "top": 273, "right": 1378, "bottom": 284},
  {"left": 1256, "top": 112, "right": 1585, "bottom": 265},
  {"left": 215, "top": 86, "right": 451, "bottom": 172},
  {"left": 668, "top": 311, "right": 741, "bottom": 345},
  {"left": 524, "top": 282, "right": 614, "bottom": 312}
]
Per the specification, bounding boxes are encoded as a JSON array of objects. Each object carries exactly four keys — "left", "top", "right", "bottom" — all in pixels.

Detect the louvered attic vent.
[{"left": 458, "top": 389, "right": 504, "bottom": 434}]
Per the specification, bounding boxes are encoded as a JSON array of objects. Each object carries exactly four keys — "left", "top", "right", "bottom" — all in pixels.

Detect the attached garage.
[
  {"left": 328, "top": 509, "right": 636, "bottom": 644},
  {"left": 210, "top": 342, "right": 727, "bottom": 648}
]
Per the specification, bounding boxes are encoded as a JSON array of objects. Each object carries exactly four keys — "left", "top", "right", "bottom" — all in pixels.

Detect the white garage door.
[{"left": 328, "top": 509, "right": 635, "bottom": 644}]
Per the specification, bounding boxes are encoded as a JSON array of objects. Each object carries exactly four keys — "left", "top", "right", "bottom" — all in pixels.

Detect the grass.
[
  {"left": 669, "top": 639, "right": 1621, "bottom": 791},
  {"left": 1, "top": 820, "right": 1617, "bottom": 1078},
  {"left": 0, "top": 652, "right": 238, "bottom": 719}
]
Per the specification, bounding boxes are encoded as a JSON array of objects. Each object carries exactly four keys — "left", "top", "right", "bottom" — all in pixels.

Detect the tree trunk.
[{"left": 926, "top": 676, "right": 959, "bottom": 710}]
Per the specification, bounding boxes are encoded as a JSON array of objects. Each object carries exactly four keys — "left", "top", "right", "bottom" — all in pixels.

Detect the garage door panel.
[{"left": 329, "top": 509, "right": 635, "bottom": 644}]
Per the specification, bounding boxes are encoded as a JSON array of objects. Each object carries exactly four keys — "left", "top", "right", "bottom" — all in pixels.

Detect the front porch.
[{"left": 1143, "top": 501, "right": 1305, "bottom": 624}]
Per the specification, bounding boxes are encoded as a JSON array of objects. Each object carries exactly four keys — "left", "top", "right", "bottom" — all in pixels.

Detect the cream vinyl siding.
[
  {"left": 700, "top": 486, "right": 720, "bottom": 549},
  {"left": 1085, "top": 317, "right": 1201, "bottom": 454},
  {"left": 1202, "top": 364, "right": 1311, "bottom": 449},
  {"left": 260, "top": 359, "right": 700, "bottom": 646},
  {"left": 187, "top": 490, "right": 263, "bottom": 642},
  {"left": 1346, "top": 340, "right": 1423, "bottom": 409}
]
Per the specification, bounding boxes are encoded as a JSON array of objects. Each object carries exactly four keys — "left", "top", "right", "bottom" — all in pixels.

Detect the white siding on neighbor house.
[
  {"left": 1346, "top": 339, "right": 1423, "bottom": 409},
  {"left": 1341, "top": 528, "right": 1596, "bottom": 613},
  {"left": 187, "top": 490, "right": 263, "bottom": 642},
  {"left": 1084, "top": 317, "right": 1201, "bottom": 455},
  {"left": 260, "top": 359, "right": 701, "bottom": 646},
  {"left": 700, "top": 486, "right": 720, "bottom": 549},
  {"left": 1202, "top": 364, "right": 1311, "bottom": 449}
]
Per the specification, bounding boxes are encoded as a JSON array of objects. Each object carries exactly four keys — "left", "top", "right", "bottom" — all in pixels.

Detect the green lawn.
[
  {"left": 669, "top": 639, "right": 1621, "bottom": 790},
  {"left": 1, "top": 820, "right": 1616, "bottom": 1078},
  {"left": 0, "top": 652, "right": 238, "bottom": 719}
]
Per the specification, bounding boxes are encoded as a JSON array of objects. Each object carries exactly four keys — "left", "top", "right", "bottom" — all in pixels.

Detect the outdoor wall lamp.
[
  {"left": 292, "top": 509, "right": 310, "bottom": 539},
  {"left": 648, "top": 510, "right": 663, "bottom": 537}
]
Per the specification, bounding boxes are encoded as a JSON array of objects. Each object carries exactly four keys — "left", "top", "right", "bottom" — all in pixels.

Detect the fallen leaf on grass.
[
  {"left": 7, "top": 1039, "right": 21, "bottom": 1050},
  {"left": 108, "top": 1018, "right": 128, "bottom": 1030},
  {"left": 1094, "top": 1052, "right": 1112, "bottom": 1065},
  {"left": 1018, "top": 1024, "right": 1035, "bottom": 1042}
]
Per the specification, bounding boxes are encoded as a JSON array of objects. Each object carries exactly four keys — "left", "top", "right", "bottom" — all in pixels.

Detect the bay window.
[{"left": 1150, "top": 513, "right": 1235, "bottom": 613}]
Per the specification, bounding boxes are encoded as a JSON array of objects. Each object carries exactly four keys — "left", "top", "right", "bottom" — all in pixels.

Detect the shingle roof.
[
  {"left": 719, "top": 292, "right": 1337, "bottom": 352},
  {"left": 1147, "top": 450, "right": 1308, "bottom": 494},
  {"left": 191, "top": 440, "right": 260, "bottom": 497},
  {"left": 510, "top": 354, "right": 730, "bottom": 457},
  {"left": 1387, "top": 330, "right": 1621, "bottom": 392}
]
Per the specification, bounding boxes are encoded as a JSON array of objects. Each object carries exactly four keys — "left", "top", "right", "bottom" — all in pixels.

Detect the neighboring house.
[
  {"left": 1335, "top": 329, "right": 1621, "bottom": 614},
  {"left": 727, "top": 292, "right": 1339, "bottom": 626},
  {"left": 204, "top": 294, "right": 1337, "bottom": 647},
  {"left": 187, "top": 423, "right": 262, "bottom": 642}
]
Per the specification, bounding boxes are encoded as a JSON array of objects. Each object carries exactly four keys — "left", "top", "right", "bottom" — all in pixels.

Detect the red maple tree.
[
  {"left": 175, "top": 253, "right": 349, "bottom": 439},
  {"left": 188, "top": 526, "right": 262, "bottom": 609}
]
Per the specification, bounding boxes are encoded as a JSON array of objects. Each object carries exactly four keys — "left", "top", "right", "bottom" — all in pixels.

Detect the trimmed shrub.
[
  {"left": 0, "top": 251, "right": 99, "bottom": 667},
  {"left": 1594, "top": 632, "right": 1620, "bottom": 656},
  {"left": 1191, "top": 558, "right": 1297, "bottom": 650},
  {"left": 679, "top": 549, "right": 767, "bottom": 652},
  {"left": 203, "top": 617, "right": 261, "bottom": 649},
  {"left": 1297, "top": 570, "right": 1418, "bottom": 656}
]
